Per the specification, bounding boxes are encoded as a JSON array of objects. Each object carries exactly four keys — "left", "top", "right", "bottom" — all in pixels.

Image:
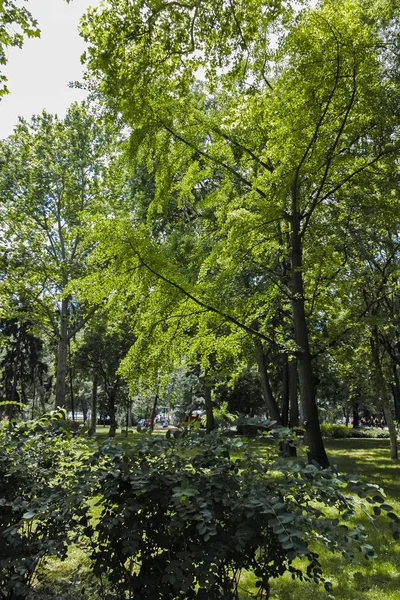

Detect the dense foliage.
[
  {"left": 0, "top": 409, "right": 88, "bottom": 599},
  {"left": 1, "top": 1, "right": 400, "bottom": 595},
  {"left": 1, "top": 416, "right": 400, "bottom": 599}
]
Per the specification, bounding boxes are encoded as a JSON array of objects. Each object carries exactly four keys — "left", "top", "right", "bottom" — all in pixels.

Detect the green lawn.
[{"left": 266, "top": 438, "right": 400, "bottom": 600}]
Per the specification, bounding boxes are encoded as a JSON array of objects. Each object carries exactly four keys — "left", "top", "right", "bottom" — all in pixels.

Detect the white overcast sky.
[{"left": 0, "top": 0, "right": 101, "bottom": 139}]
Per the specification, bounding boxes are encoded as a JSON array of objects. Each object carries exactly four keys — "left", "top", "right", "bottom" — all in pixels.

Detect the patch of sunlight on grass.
[
  {"left": 325, "top": 439, "right": 400, "bottom": 497},
  {"left": 29, "top": 545, "right": 102, "bottom": 600},
  {"left": 264, "top": 438, "right": 400, "bottom": 600}
]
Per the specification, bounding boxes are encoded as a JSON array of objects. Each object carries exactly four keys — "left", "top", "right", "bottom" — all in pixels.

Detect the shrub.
[
  {"left": 320, "top": 424, "right": 351, "bottom": 438},
  {"left": 0, "top": 410, "right": 90, "bottom": 599},
  {"left": 236, "top": 423, "right": 270, "bottom": 436},
  {"left": 201, "top": 402, "right": 235, "bottom": 431},
  {"left": 349, "top": 428, "right": 390, "bottom": 439},
  {"left": 70, "top": 430, "right": 398, "bottom": 599}
]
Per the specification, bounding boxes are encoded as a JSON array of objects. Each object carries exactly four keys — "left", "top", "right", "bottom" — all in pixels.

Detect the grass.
[
  {"left": 266, "top": 438, "right": 400, "bottom": 600},
  {"left": 30, "top": 434, "right": 400, "bottom": 599}
]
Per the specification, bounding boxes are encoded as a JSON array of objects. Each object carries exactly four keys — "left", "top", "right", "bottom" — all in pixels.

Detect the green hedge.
[
  {"left": 320, "top": 425, "right": 391, "bottom": 439},
  {"left": 349, "top": 427, "right": 390, "bottom": 439},
  {"left": 320, "top": 424, "right": 350, "bottom": 438}
]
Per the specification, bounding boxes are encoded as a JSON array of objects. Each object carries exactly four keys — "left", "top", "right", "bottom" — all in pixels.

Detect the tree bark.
[
  {"left": 204, "top": 382, "right": 215, "bottom": 433},
  {"left": 68, "top": 341, "right": 75, "bottom": 421},
  {"left": 281, "top": 354, "right": 289, "bottom": 427},
  {"left": 289, "top": 357, "right": 299, "bottom": 427},
  {"left": 290, "top": 211, "right": 329, "bottom": 467},
  {"left": 55, "top": 296, "right": 69, "bottom": 408},
  {"left": 88, "top": 373, "right": 98, "bottom": 435},
  {"left": 352, "top": 401, "right": 359, "bottom": 429},
  {"left": 108, "top": 388, "right": 117, "bottom": 437},
  {"left": 371, "top": 333, "right": 398, "bottom": 460},
  {"left": 254, "top": 339, "right": 282, "bottom": 424},
  {"left": 391, "top": 363, "right": 400, "bottom": 422},
  {"left": 150, "top": 393, "right": 158, "bottom": 431}
]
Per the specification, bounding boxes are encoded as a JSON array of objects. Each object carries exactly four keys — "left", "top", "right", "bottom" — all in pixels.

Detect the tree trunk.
[
  {"left": 289, "top": 357, "right": 299, "bottom": 427},
  {"left": 150, "top": 393, "right": 158, "bottom": 431},
  {"left": 281, "top": 354, "right": 289, "bottom": 427},
  {"left": 68, "top": 340, "right": 75, "bottom": 421},
  {"left": 352, "top": 401, "right": 359, "bottom": 429},
  {"left": 55, "top": 297, "right": 69, "bottom": 408},
  {"left": 88, "top": 374, "right": 98, "bottom": 435},
  {"left": 290, "top": 212, "right": 329, "bottom": 467},
  {"left": 204, "top": 382, "right": 215, "bottom": 433},
  {"left": 127, "top": 402, "right": 133, "bottom": 428},
  {"left": 391, "top": 363, "right": 400, "bottom": 422},
  {"left": 371, "top": 333, "right": 398, "bottom": 460},
  {"left": 254, "top": 339, "right": 282, "bottom": 424},
  {"left": 108, "top": 389, "right": 117, "bottom": 437}
]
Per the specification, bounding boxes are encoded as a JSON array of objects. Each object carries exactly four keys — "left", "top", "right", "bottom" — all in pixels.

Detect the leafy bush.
[
  {"left": 349, "top": 427, "right": 391, "bottom": 439},
  {"left": 236, "top": 423, "right": 269, "bottom": 436},
  {"left": 320, "top": 424, "right": 351, "bottom": 438},
  {"left": 0, "top": 410, "right": 90, "bottom": 599},
  {"left": 201, "top": 402, "right": 235, "bottom": 431},
  {"left": 2, "top": 419, "right": 399, "bottom": 599},
  {"left": 70, "top": 430, "right": 398, "bottom": 599},
  {"left": 320, "top": 425, "right": 392, "bottom": 439}
]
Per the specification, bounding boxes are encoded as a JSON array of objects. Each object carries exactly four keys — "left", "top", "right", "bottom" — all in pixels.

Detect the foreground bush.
[
  {"left": 1, "top": 419, "right": 399, "bottom": 599},
  {"left": 0, "top": 410, "right": 91, "bottom": 599},
  {"left": 71, "top": 431, "right": 399, "bottom": 599}
]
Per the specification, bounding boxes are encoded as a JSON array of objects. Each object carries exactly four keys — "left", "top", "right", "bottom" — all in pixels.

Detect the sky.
[{"left": 0, "top": 0, "right": 101, "bottom": 139}]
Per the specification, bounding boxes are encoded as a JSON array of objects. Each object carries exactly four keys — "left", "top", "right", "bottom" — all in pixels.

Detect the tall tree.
[
  {"left": 0, "top": 103, "right": 111, "bottom": 407},
  {"left": 72, "top": 314, "right": 135, "bottom": 436},
  {"left": 80, "top": 0, "right": 400, "bottom": 465}
]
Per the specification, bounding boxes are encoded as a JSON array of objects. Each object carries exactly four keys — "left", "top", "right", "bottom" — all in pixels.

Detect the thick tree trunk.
[
  {"left": 352, "top": 401, "right": 359, "bottom": 429},
  {"left": 204, "top": 382, "right": 215, "bottom": 433},
  {"left": 391, "top": 363, "right": 400, "bottom": 422},
  {"left": 88, "top": 374, "right": 98, "bottom": 435},
  {"left": 371, "top": 333, "right": 398, "bottom": 460},
  {"left": 290, "top": 213, "right": 329, "bottom": 467},
  {"left": 289, "top": 357, "right": 299, "bottom": 427},
  {"left": 55, "top": 297, "right": 69, "bottom": 408},
  {"left": 127, "top": 403, "right": 133, "bottom": 428},
  {"left": 254, "top": 339, "right": 282, "bottom": 424}
]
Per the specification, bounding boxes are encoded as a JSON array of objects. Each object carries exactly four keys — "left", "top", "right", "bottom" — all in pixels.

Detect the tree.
[
  {"left": 0, "top": 305, "right": 48, "bottom": 420},
  {"left": 79, "top": 0, "right": 400, "bottom": 466},
  {"left": 72, "top": 314, "right": 135, "bottom": 436},
  {"left": 0, "top": 0, "right": 40, "bottom": 97},
  {"left": 0, "top": 0, "right": 79, "bottom": 98},
  {"left": 0, "top": 103, "right": 111, "bottom": 407}
]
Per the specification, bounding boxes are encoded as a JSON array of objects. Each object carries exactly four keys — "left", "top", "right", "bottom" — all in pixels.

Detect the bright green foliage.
[
  {"left": 78, "top": 0, "right": 400, "bottom": 416},
  {"left": 0, "top": 103, "right": 115, "bottom": 406},
  {"left": 0, "top": 103, "right": 107, "bottom": 331}
]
